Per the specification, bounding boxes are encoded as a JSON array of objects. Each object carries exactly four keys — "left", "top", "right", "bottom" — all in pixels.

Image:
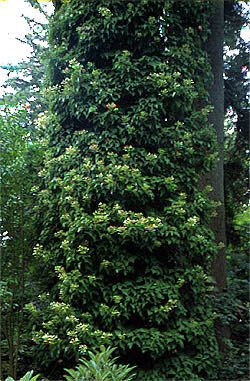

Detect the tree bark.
[{"left": 204, "top": 0, "right": 230, "bottom": 352}]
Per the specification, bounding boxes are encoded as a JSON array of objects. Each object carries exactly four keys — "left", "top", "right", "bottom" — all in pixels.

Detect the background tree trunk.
[{"left": 205, "top": 0, "right": 230, "bottom": 352}]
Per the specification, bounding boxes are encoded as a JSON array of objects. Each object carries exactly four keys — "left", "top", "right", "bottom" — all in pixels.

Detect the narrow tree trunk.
[
  {"left": 206, "top": 0, "right": 227, "bottom": 291},
  {"left": 205, "top": 0, "right": 230, "bottom": 352}
]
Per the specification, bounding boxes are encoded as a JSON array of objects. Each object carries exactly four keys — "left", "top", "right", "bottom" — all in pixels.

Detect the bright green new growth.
[
  {"left": 64, "top": 345, "right": 136, "bottom": 381},
  {"left": 31, "top": 0, "right": 220, "bottom": 378},
  {"left": 5, "top": 370, "right": 39, "bottom": 381}
]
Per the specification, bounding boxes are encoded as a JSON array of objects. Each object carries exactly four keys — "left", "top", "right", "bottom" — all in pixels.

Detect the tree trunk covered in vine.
[
  {"left": 34, "top": 1, "right": 222, "bottom": 378},
  {"left": 206, "top": 0, "right": 227, "bottom": 292}
]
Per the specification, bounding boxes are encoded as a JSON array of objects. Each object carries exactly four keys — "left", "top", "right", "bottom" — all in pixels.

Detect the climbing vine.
[{"left": 30, "top": 1, "right": 221, "bottom": 379}]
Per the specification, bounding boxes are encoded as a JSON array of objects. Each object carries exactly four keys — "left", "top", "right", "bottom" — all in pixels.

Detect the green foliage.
[
  {"left": 32, "top": 0, "right": 221, "bottom": 379},
  {"left": 0, "top": 96, "right": 44, "bottom": 379},
  {"left": 215, "top": 246, "right": 249, "bottom": 380},
  {"left": 5, "top": 370, "right": 40, "bottom": 381},
  {"left": 0, "top": 2, "right": 48, "bottom": 376},
  {"left": 3, "top": 347, "right": 135, "bottom": 381},
  {"left": 1, "top": 0, "right": 50, "bottom": 134},
  {"left": 224, "top": 1, "right": 249, "bottom": 247},
  {"left": 64, "top": 345, "right": 136, "bottom": 381},
  {"left": 221, "top": 4, "right": 250, "bottom": 379},
  {"left": 234, "top": 205, "right": 250, "bottom": 231}
]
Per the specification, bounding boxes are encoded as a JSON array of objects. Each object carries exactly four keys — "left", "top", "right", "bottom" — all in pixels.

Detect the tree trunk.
[
  {"left": 205, "top": 0, "right": 230, "bottom": 352},
  {"left": 206, "top": 0, "right": 227, "bottom": 292}
]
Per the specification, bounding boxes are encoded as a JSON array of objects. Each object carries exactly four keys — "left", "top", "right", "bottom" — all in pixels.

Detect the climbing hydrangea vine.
[{"left": 31, "top": 0, "right": 221, "bottom": 379}]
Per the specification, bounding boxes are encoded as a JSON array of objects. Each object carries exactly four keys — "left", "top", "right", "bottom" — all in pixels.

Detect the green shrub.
[
  {"left": 5, "top": 347, "right": 135, "bottom": 381},
  {"left": 216, "top": 243, "right": 249, "bottom": 380},
  {"left": 5, "top": 370, "right": 39, "bottom": 381},
  {"left": 64, "top": 345, "right": 136, "bottom": 381}
]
